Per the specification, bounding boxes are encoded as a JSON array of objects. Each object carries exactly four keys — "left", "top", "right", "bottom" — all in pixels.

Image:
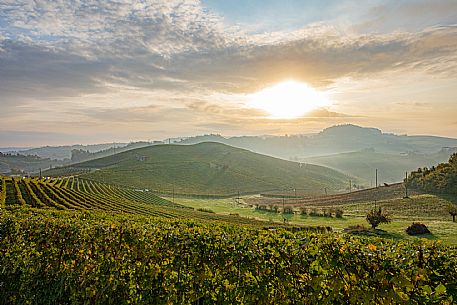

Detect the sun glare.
[{"left": 248, "top": 80, "right": 330, "bottom": 119}]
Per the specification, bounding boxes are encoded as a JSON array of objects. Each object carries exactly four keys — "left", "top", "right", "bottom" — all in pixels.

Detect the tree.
[
  {"left": 366, "top": 207, "right": 391, "bottom": 229},
  {"left": 448, "top": 205, "right": 457, "bottom": 222}
]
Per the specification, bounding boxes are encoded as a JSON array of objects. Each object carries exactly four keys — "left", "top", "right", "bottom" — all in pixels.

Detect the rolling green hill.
[{"left": 46, "top": 142, "right": 351, "bottom": 196}]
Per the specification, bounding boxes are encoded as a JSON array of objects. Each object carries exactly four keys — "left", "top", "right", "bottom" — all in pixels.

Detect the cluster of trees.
[
  {"left": 407, "top": 153, "right": 457, "bottom": 194},
  {"left": 255, "top": 204, "right": 344, "bottom": 218}
]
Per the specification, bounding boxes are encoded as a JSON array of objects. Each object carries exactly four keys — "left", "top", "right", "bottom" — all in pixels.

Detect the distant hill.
[
  {"left": 0, "top": 142, "right": 157, "bottom": 175},
  {"left": 303, "top": 148, "right": 454, "bottom": 184},
  {"left": 69, "top": 141, "right": 153, "bottom": 163},
  {"left": 0, "top": 152, "right": 66, "bottom": 175},
  {"left": 46, "top": 142, "right": 352, "bottom": 196},
  {"left": 177, "top": 124, "right": 457, "bottom": 159},
  {"left": 175, "top": 125, "right": 457, "bottom": 185},
  {"left": 16, "top": 143, "right": 130, "bottom": 160},
  {"left": 8, "top": 124, "right": 457, "bottom": 181}
]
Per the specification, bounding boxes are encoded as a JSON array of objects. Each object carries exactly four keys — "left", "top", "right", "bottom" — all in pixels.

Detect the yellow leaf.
[{"left": 368, "top": 244, "right": 377, "bottom": 251}]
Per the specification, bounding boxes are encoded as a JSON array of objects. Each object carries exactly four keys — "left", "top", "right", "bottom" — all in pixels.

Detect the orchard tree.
[{"left": 448, "top": 205, "right": 457, "bottom": 222}]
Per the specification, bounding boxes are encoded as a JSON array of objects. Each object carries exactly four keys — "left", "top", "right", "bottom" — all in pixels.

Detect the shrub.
[
  {"left": 406, "top": 223, "right": 431, "bottom": 235},
  {"left": 323, "top": 209, "right": 332, "bottom": 217},
  {"left": 196, "top": 208, "right": 215, "bottom": 214},
  {"left": 283, "top": 206, "right": 294, "bottom": 214},
  {"left": 309, "top": 209, "right": 321, "bottom": 217},
  {"left": 366, "top": 207, "right": 391, "bottom": 229},
  {"left": 335, "top": 209, "right": 344, "bottom": 218}
]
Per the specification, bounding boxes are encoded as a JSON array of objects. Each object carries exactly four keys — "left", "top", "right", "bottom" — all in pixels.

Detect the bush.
[
  {"left": 309, "top": 209, "right": 321, "bottom": 217},
  {"left": 196, "top": 208, "right": 215, "bottom": 213},
  {"left": 283, "top": 206, "right": 294, "bottom": 214},
  {"left": 406, "top": 223, "right": 431, "bottom": 235},
  {"left": 335, "top": 209, "right": 344, "bottom": 218},
  {"left": 366, "top": 207, "right": 391, "bottom": 229},
  {"left": 323, "top": 209, "right": 332, "bottom": 217}
]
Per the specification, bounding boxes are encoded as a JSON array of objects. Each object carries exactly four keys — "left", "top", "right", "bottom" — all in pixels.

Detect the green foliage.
[
  {"left": 12, "top": 178, "right": 26, "bottom": 206},
  {"left": 0, "top": 176, "right": 5, "bottom": 206},
  {"left": 408, "top": 153, "right": 457, "bottom": 194},
  {"left": 196, "top": 207, "right": 215, "bottom": 213},
  {"left": 335, "top": 208, "right": 344, "bottom": 218},
  {"left": 1, "top": 208, "right": 456, "bottom": 304},
  {"left": 448, "top": 205, "right": 457, "bottom": 222},
  {"left": 366, "top": 207, "right": 391, "bottom": 229}
]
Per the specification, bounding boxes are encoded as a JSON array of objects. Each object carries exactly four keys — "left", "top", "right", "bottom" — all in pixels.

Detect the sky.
[{"left": 0, "top": 0, "right": 456, "bottom": 146}]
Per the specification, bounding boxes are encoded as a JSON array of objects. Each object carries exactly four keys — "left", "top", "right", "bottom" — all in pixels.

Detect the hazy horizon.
[
  {"left": 1, "top": 1, "right": 456, "bottom": 147},
  {"left": 2, "top": 123, "right": 457, "bottom": 150}
]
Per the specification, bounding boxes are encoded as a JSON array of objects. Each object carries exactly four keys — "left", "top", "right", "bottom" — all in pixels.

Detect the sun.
[{"left": 248, "top": 80, "right": 331, "bottom": 119}]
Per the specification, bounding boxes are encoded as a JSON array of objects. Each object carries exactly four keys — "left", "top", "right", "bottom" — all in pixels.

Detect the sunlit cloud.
[{"left": 0, "top": 0, "right": 456, "bottom": 145}]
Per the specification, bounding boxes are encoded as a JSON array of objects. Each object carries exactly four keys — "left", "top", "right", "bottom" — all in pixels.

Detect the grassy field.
[
  {"left": 45, "top": 142, "right": 352, "bottom": 196},
  {"left": 171, "top": 192, "right": 457, "bottom": 245}
]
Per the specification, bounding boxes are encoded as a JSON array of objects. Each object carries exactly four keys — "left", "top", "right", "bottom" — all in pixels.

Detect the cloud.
[
  {"left": 2, "top": 22, "right": 455, "bottom": 112},
  {"left": 1, "top": 1, "right": 456, "bottom": 100},
  {"left": 171, "top": 25, "right": 457, "bottom": 93},
  {"left": 0, "top": 0, "right": 237, "bottom": 57},
  {"left": 355, "top": 1, "right": 457, "bottom": 33},
  {"left": 0, "top": 40, "right": 109, "bottom": 102},
  {"left": 1, "top": 1, "right": 456, "bottom": 144}
]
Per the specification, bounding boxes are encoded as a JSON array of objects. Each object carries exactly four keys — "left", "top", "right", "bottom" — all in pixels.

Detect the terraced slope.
[{"left": 45, "top": 142, "right": 351, "bottom": 196}]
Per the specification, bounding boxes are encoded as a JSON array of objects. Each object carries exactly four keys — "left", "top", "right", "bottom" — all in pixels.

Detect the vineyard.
[
  {"left": 0, "top": 176, "right": 283, "bottom": 226},
  {"left": 252, "top": 183, "right": 420, "bottom": 207},
  {"left": 2, "top": 175, "right": 457, "bottom": 304},
  {"left": 1, "top": 208, "right": 456, "bottom": 304}
]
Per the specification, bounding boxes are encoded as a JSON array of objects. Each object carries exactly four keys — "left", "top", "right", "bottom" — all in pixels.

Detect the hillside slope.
[
  {"left": 303, "top": 149, "right": 452, "bottom": 184},
  {"left": 47, "top": 142, "right": 351, "bottom": 196}
]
